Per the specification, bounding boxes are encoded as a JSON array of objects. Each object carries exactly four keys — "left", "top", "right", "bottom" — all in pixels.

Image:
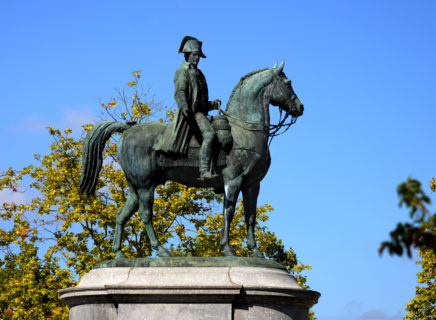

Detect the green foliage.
[
  {"left": 405, "top": 248, "right": 436, "bottom": 319},
  {"left": 0, "top": 73, "right": 314, "bottom": 319},
  {"left": 379, "top": 178, "right": 436, "bottom": 258},
  {"left": 381, "top": 177, "right": 435, "bottom": 319},
  {"left": 0, "top": 237, "right": 72, "bottom": 320}
]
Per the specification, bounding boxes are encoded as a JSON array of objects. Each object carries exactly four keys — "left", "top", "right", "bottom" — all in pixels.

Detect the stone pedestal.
[{"left": 59, "top": 257, "right": 320, "bottom": 320}]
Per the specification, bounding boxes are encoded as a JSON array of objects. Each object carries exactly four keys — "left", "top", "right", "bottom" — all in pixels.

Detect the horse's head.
[{"left": 269, "top": 61, "right": 304, "bottom": 118}]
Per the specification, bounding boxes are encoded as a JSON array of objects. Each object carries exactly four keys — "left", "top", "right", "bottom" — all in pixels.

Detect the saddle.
[{"left": 157, "top": 115, "right": 232, "bottom": 169}]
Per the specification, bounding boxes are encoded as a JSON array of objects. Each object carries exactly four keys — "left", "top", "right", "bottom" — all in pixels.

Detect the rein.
[
  {"left": 218, "top": 103, "right": 297, "bottom": 146},
  {"left": 268, "top": 110, "right": 297, "bottom": 146},
  {"left": 222, "top": 110, "right": 269, "bottom": 131}
]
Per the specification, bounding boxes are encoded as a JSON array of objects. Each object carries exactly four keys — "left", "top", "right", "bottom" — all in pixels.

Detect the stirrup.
[{"left": 198, "top": 168, "right": 218, "bottom": 181}]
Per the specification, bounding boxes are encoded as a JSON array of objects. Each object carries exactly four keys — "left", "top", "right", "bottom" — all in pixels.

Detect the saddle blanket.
[{"left": 157, "top": 146, "right": 227, "bottom": 168}]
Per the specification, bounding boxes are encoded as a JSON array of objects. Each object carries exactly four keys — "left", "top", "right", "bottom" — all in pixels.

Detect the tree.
[
  {"left": 380, "top": 177, "right": 435, "bottom": 318},
  {"left": 405, "top": 248, "right": 436, "bottom": 319},
  {"left": 0, "top": 72, "right": 314, "bottom": 319},
  {"left": 379, "top": 178, "right": 436, "bottom": 258}
]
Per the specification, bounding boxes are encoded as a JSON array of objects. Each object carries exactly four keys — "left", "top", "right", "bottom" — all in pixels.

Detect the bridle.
[
  {"left": 266, "top": 74, "right": 298, "bottom": 145},
  {"left": 218, "top": 73, "right": 298, "bottom": 146}
]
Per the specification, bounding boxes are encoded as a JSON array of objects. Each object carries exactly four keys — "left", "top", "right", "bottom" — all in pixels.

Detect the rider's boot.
[{"left": 198, "top": 135, "right": 218, "bottom": 181}]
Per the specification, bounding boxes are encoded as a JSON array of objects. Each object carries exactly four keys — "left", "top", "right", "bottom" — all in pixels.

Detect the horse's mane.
[{"left": 227, "top": 68, "right": 269, "bottom": 107}]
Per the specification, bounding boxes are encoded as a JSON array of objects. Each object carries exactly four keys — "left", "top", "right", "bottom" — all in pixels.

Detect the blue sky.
[{"left": 1, "top": 1, "right": 435, "bottom": 319}]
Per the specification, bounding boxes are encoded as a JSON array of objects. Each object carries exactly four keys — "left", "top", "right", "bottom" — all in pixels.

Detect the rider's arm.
[{"left": 174, "top": 69, "right": 190, "bottom": 117}]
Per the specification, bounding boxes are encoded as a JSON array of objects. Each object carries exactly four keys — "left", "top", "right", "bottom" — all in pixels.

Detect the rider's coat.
[{"left": 156, "top": 61, "right": 214, "bottom": 155}]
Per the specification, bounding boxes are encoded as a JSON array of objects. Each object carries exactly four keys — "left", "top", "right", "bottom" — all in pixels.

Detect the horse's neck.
[{"left": 227, "top": 87, "right": 270, "bottom": 127}]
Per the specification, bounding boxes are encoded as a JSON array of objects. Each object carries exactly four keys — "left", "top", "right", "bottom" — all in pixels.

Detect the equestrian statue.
[{"left": 79, "top": 36, "right": 304, "bottom": 259}]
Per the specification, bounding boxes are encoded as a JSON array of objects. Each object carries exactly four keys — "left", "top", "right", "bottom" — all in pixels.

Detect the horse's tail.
[{"left": 79, "top": 120, "right": 132, "bottom": 195}]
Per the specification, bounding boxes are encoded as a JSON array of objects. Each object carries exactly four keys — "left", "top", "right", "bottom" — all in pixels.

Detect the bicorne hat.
[{"left": 178, "top": 36, "right": 206, "bottom": 58}]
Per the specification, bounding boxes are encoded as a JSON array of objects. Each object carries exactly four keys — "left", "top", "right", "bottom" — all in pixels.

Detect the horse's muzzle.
[{"left": 291, "top": 103, "right": 303, "bottom": 117}]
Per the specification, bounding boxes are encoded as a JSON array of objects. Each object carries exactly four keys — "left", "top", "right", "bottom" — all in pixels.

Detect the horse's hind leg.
[
  {"left": 112, "top": 192, "right": 139, "bottom": 259},
  {"left": 137, "top": 187, "right": 171, "bottom": 257},
  {"left": 242, "top": 183, "right": 264, "bottom": 258}
]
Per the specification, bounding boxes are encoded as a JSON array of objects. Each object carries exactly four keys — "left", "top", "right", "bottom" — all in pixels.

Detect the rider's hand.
[
  {"left": 181, "top": 106, "right": 189, "bottom": 117},
  {"left": 212, "top": 99, "right": 222, "bottom": 110}
]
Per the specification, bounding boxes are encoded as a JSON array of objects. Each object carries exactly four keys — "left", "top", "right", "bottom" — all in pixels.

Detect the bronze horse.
[{"left": 80, "top": 61, "right": 304, "bottom": 258}]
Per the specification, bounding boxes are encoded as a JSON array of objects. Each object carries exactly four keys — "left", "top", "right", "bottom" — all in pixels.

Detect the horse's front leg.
[
  {"left": 242, "top": 183, "right": 264, "bottom": 258},
  {"left": 137, "top": 187, "right": 171, "bottom": 257},
  {"left": 220, "top": 176, "right": 242, "bottom": 256},
  {"left": 112, "top": 192, "right": 139, "bottom": 259}
]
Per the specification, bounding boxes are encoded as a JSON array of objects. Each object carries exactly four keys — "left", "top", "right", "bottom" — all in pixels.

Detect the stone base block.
[{"left": 59, "top": 258, "right": 320, "bottom": 320}]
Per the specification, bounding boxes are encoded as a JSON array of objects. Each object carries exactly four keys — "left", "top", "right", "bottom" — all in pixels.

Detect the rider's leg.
[{"left": 195, "top": 113, "right": 218, "bottom": 180}]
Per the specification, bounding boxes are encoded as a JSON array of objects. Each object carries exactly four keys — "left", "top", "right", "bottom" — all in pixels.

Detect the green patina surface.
[
  {"left": 93, "top": 256, "right": 286, "bottom": 270},
  {"left": 80, "top": 56, "right": 304, "bottom": 261}
]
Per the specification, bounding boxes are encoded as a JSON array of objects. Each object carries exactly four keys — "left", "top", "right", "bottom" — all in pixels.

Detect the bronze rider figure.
[{"left": 157, "top": 36, "right": 221, "bottom": 181}]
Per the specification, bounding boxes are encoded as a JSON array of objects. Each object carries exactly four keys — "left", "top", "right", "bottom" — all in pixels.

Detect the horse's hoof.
[
  {"left": 223, "top": 245, "right": 237, "bottom": 257},
  {"left": 157, "top": 245, "right": 171, "bottom": 257},
  {"left": 114, "top": 250, "right": 127, "bottom": 259},
  {"left": 251, "top": 247, "right": 265, "bottom": 259}
]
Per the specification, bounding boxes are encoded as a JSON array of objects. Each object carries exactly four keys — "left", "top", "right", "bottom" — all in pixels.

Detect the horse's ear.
[
  {"left": 273, "top": 60, "right": 285, "bottom": 74},
  {"left": 272, "top": 62, "right": 278, "bottom": 69},
  {"left": 278, "top": 60, "right": 285, "bottom": 72}
]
